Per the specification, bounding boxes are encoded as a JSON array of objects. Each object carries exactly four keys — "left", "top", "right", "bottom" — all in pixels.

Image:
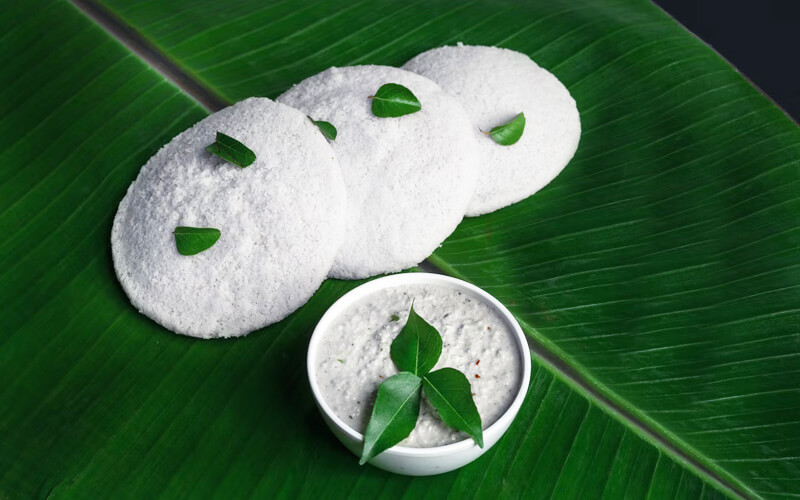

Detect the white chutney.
[{"left": 314, "top": 283, "right": 522, "bottom": 447}]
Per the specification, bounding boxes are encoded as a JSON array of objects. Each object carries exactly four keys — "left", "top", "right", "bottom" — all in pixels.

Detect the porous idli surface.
[
  {"left": 403, "top": 44, "right": 581, "bottom": 216},
  {"left": 277, "top": 65, "right": 479, "bottom": 279},
  {"left": 111, "top": 98, "right": 347, "bottom": 339}
]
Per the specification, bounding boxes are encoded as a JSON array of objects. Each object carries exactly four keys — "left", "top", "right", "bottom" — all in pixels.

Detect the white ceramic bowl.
[{"left": 307, "top": 273, "right": 531, "bottom": 476}]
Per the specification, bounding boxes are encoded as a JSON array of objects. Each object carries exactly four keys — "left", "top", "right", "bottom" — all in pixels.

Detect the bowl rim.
[{"left": 307, "top": 272, "right": 532, "bottom": 458}]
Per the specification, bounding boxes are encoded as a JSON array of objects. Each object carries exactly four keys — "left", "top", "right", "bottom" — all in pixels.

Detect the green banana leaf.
[{"left": 1, "top": 0, "right": 797, "bottom": 498}]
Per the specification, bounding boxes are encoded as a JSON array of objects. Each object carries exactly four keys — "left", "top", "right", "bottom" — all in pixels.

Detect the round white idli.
[
  {"left": 277, "top": 65, "right": 479, "bottom": 279},
  {"left": 111, "top": 98, "right": 347, "bottom": 339},
  {"left": 403, "top": 44, "right": 581, "bottom": 216}
]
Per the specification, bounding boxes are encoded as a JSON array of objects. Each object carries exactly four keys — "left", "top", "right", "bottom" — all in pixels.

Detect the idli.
[
  {"left": 403, "top": 44, "right": 581, "bottom": 216},
  {"left": 278, "top": 65, "right": 479, "bottom": 279},
  {"left": 111, "top": 98, "right": 347, "bottom": 338}
]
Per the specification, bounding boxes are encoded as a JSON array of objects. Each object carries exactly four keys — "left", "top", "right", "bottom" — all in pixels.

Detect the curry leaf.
[
  {"left": 308, "top": 116, "right": 337, "bottom": 141},
  {"left": 205, "top": 132, "right": 256, "bottom": 167},
  {"left": 390, "top": 303, "right": 442, "bottom": 376},
  {"left": 370, "top": 83, "right": 421, "bottom": 117},
  {"left": 423, "top": 368, "right": 484, "bottom": 447},
  {"left": 359, "top": 372, "right": 422, "bottom": 465},
  {"left": 487, "top": 112, "right": 525, "bottom": 146},
  {"left": 173, "top": 226, "right": 221, "bottom": 256}
]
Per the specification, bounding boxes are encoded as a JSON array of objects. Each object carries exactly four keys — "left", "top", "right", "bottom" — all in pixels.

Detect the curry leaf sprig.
[{"left": 359, "top": 304, "right": 483, "bottom": 464}]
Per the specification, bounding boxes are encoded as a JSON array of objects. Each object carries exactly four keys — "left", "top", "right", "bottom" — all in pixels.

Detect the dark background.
[{"left": 655, "top": 0, "right": 800, "bottom": 122}]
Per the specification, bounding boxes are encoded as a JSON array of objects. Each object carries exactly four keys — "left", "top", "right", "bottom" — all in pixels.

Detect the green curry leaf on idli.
[
  {"left": 308, "top": 116, "right": 337, "bottom": 141},
  {"left": 173, "top": 226, "right": 221, "bottom": 256},
  {"left": 486, "top": 112, "right": 525, "bottom": 146},
  {"left": 205, "top": 132, "right": 256, "bottom": 167},
  {"left": 279, "top": 66, "right": 478, "bottom": 279},
  {"left": 370, "top": 83, "right": 422, "bottom": 117}
]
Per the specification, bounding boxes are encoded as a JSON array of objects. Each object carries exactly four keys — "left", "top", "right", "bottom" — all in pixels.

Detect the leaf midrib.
[
  {"left": 70, "top": 0, "right": 227, "bottom": 111},
  {"left": 64, "top": 1, "right": 756, "bottom": 498}
]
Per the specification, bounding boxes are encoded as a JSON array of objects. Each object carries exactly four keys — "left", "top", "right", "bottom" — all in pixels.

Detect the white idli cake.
[
  {"left": 111, "top": 98, "right": 347, "bottom": 339},
  {"left": 277, "top": 65, "right": 479, "bottom": 279},
  {"left": 403, "top": 44, "right": 581, "bottom": 216}
]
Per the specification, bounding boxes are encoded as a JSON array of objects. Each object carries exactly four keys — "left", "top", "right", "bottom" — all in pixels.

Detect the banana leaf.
[{"left": 1, "top": 0, "right": 797, "bottom": 498}]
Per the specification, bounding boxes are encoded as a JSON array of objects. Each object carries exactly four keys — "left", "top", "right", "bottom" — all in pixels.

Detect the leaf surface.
[
  {"left": 370, "top": 83, "right": 421, "bottom": 117},
  {"left": 309, "top": 118, "right": 337, "bottom": 141},
  {"left": 423, "top": 368, "right": 483, "bottom": 447},
  {"left": 390, "top": 304, "right": 442, "bottom": 376},
  {"left": 205, "top": 131, "right": 256, "bottom": 167},
  {"left": 173, "top": 226, "right": 221, "bottom": 255},
  {"left": 488, "top": 112, "right": 525, "bottom": 146},
  {"left": 360, "top": 372, "right": 422, "bottom": 464}
]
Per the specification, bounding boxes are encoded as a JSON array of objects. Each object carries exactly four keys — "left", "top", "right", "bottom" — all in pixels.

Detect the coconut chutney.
[
  {"left": 112, "top": 98, "right": 347, "bottom": 339},
  {"left": 403, "top": 44, "right": 581, "bottom": 216},
  {"left": 314, "top": 283, "right": 522, "bottom": 447},
  {"left": 277, "top": 65, "right": 479, "bottom": 279}
]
